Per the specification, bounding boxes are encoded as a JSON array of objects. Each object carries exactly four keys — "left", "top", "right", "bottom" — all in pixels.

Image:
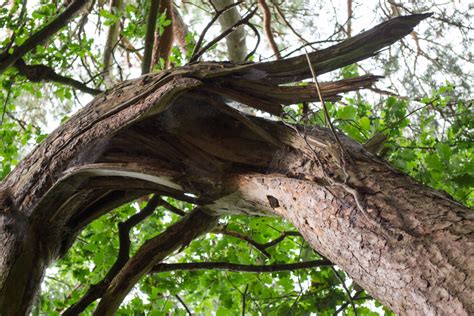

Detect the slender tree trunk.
[{"left": 210, "top": 0, "right": 248, "bottom": 61}]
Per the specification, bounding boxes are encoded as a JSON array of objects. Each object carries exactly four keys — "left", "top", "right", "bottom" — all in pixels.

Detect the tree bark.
[{"left": 1, "top": 14, "right": 471, "bottom": 315}]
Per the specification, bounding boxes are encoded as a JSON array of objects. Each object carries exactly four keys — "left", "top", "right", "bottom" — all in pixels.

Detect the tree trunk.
[{"left": 1, "top": 14, "right": 472, "bottom": 315}]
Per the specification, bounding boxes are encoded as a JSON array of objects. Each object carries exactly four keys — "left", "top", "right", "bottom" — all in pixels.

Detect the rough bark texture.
[{"left": 1, "top": 14, "right": 472, "bottom": 315}]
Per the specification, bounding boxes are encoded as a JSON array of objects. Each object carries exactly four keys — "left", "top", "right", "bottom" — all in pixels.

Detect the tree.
[{"left": 0, "top": 1, "right": 472, "bottom": 315}]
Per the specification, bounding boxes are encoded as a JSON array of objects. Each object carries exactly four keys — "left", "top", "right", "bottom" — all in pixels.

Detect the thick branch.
[
  {"left": 252, "top": 13, "right": 432, "bottom": 84},
  {"left": 63, "top": 195, "right": 162, "bottom": 315},
  {"left": 0, "top": 0, "right": 91, "bottom": 76},
  {"left": 93, "top": 208, "right": 218, "bottom": 315},
  {"left": 152, "top": 259, "right": 333, "bottom": 273}
]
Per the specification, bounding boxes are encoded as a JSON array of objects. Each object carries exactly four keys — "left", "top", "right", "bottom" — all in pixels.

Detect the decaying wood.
[{"left": 1, "top": 14, "right": 472, "bottom": 315}]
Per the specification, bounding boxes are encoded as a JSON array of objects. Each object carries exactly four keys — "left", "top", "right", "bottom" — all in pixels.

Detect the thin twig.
[
  {"left": 271, "top": 0, "right": 312, "bottom": 47},
  {"left": 191, "top": 1, "right": 243, "bottom": 61},
  {"left": 244, "top": 22, "right": 260, "bottom": 61},
  {"left": 304, "top": 49, "right": 350, "bottom": 161},
  {"left": 333, "top": 290, "right": 365, "bottom": 315},
  {"left": 0, "top": 83, "right": 12, "bottom": 129},
  {"left": 175, "top": 294, "right": 192, "bottom": 315},
  {"left": 331, "top": 267, "right": 357, "bottom": 316},
  {"left": 242, "top": 284, "right": 249, "bottom": 316}
]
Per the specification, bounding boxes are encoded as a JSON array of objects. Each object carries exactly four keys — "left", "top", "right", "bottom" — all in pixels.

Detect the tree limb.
[
  {"left": 258, "top": 0, "right": 281, "bottom": 59},
  {"left": 253, "top": 13, "right": 433, "bottom": 84},
  {"left": 63, "top": 195, "right": 163, "bottom": 315},
  {"left": 93, "top": 208, "right": 218, "bottom": 315},
  {"left": 14, "top": 59, "right": 102, "bottom": 95},
  {"left": 151, "top": 259, "right": 333, "bottom": 273}
]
